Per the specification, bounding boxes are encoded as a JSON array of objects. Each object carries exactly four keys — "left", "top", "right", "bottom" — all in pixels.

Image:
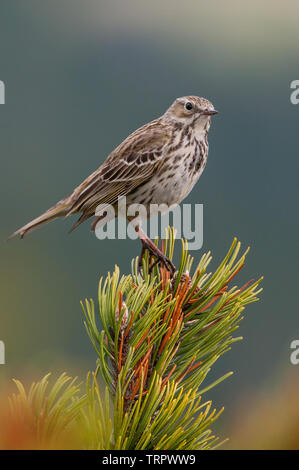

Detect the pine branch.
[
  {"left": 81, "top": 230, "right": 263, "bottom": 449},
  {"left": 1, "top": 231, "right": 262, "bottom": 450}
]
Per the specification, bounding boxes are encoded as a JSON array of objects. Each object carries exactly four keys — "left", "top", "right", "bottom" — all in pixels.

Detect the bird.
[{"left": 9, "top": 95, "right": 218, "bottom": 273}]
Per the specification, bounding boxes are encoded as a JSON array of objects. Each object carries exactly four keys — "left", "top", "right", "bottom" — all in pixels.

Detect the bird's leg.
[
  {"left": 138, "top": 239, "right": 146, "bottom": 272},
  {"left": 136, "top": 226, "right": 175, "bottom": 275}
]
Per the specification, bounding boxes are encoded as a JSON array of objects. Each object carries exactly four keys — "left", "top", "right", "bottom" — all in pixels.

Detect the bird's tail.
[{"left": 8, "top": 198, "right": 71, "bottom": 240}]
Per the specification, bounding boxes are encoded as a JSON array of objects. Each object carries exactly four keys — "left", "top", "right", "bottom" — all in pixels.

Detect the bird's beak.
[{"left": 202, "top": 109, "right": 218, "bottom": 116}]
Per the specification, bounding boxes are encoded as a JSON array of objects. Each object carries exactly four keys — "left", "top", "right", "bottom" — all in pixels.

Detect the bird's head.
[{"left": 163, "top": 96, "right": 218, "bottom": 130}]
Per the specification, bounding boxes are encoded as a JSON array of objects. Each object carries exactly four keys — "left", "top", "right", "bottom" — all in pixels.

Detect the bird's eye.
[{"left": 185, "top": 102, "right": 193, "bottom": 111}]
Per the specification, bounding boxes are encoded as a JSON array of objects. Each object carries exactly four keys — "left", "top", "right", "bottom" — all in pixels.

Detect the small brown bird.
[{"left": 9, "top": 96, "right": 218, "bottom": 272}]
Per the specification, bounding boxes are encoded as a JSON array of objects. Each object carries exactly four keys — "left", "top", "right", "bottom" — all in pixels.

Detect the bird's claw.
[{"left": 138, "top": 242, "right": 175, "bottom": 276}]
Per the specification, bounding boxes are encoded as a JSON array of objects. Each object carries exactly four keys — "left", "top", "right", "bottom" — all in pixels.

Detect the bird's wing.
[{"left": 67, "top": 120, "right": 171, "bottom": 228}]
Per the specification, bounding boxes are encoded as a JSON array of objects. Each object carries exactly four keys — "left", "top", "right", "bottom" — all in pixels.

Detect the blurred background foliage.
[
  {"left": 0, "top": 1, "right": 298, "bottom": 448},
  {"left": 226, "top": 371, "right": 299, "bottom": 449}
]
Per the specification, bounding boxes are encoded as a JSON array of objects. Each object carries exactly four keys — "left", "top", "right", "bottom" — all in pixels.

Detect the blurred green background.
[{"left": 1, "top": 1, "right": 299, "bottom": 447}]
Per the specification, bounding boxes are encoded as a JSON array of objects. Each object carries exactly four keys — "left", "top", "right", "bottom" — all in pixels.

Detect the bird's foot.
[{"left": 138, "top": 239, "right": 175, "bottom": 276}]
